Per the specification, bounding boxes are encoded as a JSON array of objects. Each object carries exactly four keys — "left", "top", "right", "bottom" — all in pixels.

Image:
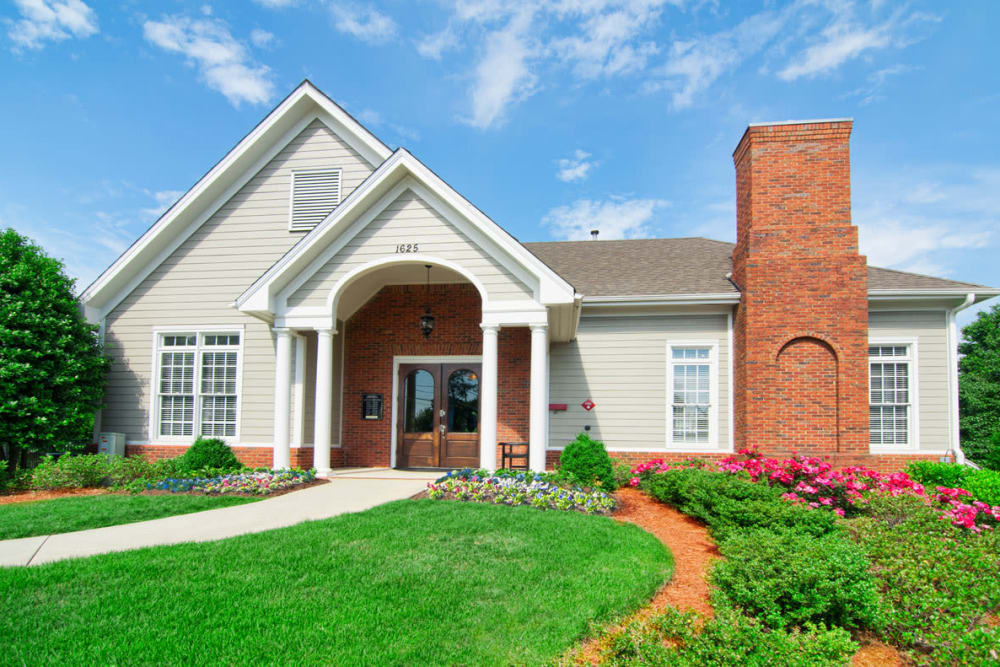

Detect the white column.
[
  {"left": 529, "top": 324, "right": 549, "bottom": 472},
  {"left": 272, "top": 327, "right": 293, "bottom": 470},
  {"left": 480, "top": 324, "right": 499, "bottom": 470},
  {"left": 313, "top": 328, "right": 335, "bottom": 475}
]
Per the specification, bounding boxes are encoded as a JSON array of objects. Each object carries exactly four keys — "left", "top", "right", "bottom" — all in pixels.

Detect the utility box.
[{"left": 98, "top": 432, "right": 126, "bottom": 458}]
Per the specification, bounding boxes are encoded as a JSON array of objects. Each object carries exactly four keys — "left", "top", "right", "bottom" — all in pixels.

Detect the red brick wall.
[
  {"left": 340, "top": 283, "right": 529, "bottom": 467},
  {"left": 124, "top": 444, "right": 326, "bottom": 469},
  {"left": 732, "top": 120, "right": 870, "bottom": 461}
]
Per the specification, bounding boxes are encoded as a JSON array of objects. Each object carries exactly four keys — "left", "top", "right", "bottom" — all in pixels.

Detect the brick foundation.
[{"left": 124, "top": 444, "right": 330, "bottom": 469}]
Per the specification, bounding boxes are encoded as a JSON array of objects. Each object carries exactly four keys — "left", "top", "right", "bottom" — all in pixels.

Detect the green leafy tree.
[
  {"left": 959, "top": 303, "right": 1000, "bottom": 469},
  {"left": 0, "top": 229, "right": 111, "bottom": 471}
]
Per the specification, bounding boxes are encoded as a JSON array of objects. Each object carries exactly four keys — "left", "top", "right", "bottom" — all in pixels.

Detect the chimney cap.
[
  {"left": 746, "top": 117, "right": 853, "bottom": 128},
  {"left": 590, "top": 229, "right": 599, "bottom": 240}
]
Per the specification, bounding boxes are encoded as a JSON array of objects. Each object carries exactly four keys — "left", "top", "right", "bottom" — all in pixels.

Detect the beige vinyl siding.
[
  {"left": 102, "top": 119, "right": 374, "bottom": 444},
  {"left": 869, "top": 310, "right": 950, "bottom": 452},
  {"left": 287, "top": 188, "right": 534, "bottom": 308},
  {"left": 548, "top": 313, "right": 731, "bottom": 451}
]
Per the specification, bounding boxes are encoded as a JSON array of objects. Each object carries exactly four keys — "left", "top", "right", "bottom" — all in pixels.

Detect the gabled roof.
[
  {"left": 236, "top": 148, "right": 578, "bottom": 318},
  {"left": 525, "top": 238, "right": 1000, "bottom": 301},
  {"left": 80, "top": 80, "right": 392, "bottom": 322}
]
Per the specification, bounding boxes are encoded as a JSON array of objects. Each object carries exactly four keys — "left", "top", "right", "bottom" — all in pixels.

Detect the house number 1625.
[{"left": 395, "top": 243, "right": 419, "bottom": 253}]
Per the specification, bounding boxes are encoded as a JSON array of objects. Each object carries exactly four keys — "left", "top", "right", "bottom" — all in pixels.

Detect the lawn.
[
  {"left": 0, "top": 493, "right": 261, "bottom": 540},
  {"left": 0, "top": 500, "right": 672, "bottom": 665}
]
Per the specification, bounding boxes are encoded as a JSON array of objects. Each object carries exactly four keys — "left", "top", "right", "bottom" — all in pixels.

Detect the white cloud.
[
  {"left": 139, "top": 189, "right": 185, "bottom": 222},
  {"left": 556, "top": 149, "right": 597, "bottom": 182},
  {"left": 838, "top": 64, "right": 913, "bottom": 105},
  {"left": 416, "top": 25, "right": 459, "bottom": 60},
  {"left": 143, "top": 15, "right": 275, "bottom": 107},
  {"left": 252, "top": 0, "right": 296, "bottom": 7},
  {"left": 855, "top": 167, "right": 999, "bottom": 276},
  {"left": 466, "top": 9, "right": 537, "bottom": 129},
  {"left": 543, "top": 197, "right": 669, "bottom": 240},
  {"left": 250, "top": 28, "right": 274, "bottom": 47},
  {"left": 330, "top": 3, "right": 397, "bottom": 44},
  {"left": 6, "top": 0, "right": 98, "bottom": 51}
]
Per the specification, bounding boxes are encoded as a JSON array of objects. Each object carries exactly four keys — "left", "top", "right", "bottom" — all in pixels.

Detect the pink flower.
[{"left": 629, "top": 477, "right": 640, "bottom": 487}]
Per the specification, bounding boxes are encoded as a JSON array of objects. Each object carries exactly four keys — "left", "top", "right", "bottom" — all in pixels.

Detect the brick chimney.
[{"left": 731, "top": 119, "right": 869, "bottom": 461}]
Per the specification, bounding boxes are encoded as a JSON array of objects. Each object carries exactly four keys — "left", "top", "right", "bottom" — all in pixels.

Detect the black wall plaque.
[{"left": 362, "top": 393, "right": 383, "bottom": 420}]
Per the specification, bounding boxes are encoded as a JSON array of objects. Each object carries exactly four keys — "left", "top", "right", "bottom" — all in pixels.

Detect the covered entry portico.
[{"left": 236, "top": 150, "right": 579, "bottom": 473}]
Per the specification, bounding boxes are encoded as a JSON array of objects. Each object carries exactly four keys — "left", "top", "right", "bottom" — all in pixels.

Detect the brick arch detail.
[{"left": 772, "top": 336, "right": 840, "bottom": 456}]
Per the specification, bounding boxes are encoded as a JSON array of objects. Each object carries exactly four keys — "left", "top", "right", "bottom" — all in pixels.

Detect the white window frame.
[
  {"left": 868, "top": 337, "right": 919, "bottom": 453},
  {"left": 288, "top": 167, "right": 342, "bottom": 232},
  {"left": 148, "top": 325, "right": 245, "bottom": 444},
  {"left": 666, "top": 341, "right": 720, "bottom": 450}
]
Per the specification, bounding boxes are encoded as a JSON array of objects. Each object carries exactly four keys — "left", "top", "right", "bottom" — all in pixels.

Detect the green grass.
[
  {"left": 0, "top": 500, "right": 672, "bottom": 665},
  {"left": 0, "top": 493, "right": 260, "bottom": 540}
]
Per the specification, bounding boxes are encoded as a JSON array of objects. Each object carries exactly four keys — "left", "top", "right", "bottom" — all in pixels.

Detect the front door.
[{"left": 397, "top": 362, "right": 481, "bottom": 469}]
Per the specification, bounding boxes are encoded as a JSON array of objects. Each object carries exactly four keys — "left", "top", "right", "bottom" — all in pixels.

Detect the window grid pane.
[
  {"left": 158, "top": 332, "right": 239, "bottom": 440},
  {"left": 201, "top": 395, "right": 237, "bottom": 437},
  {"left": 160, "top": 395, "right": 194, "bottom": 436},
  {"left": 869, "top": 350, "right": 910, "bottom": 445},
  {"left": 671, "top": 347, "right": 711, "bottom": 444}
]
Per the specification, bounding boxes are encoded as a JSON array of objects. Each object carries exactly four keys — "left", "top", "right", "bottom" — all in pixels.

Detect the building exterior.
[{"left": 81, "top": 81, "right": 999, "bottom": 474}]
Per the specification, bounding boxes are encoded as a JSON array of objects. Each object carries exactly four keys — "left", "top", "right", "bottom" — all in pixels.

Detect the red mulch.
[
  {"left": 570, "top": 487, "right": 719, "bottom": 663},
  {"left": 0, "top": 488, "right": 106, "bottom": 505}
]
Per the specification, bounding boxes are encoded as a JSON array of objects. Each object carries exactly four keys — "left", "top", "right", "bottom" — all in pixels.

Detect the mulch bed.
[{"left": 0, "top": 479, "right": 328, "bottom": 506}]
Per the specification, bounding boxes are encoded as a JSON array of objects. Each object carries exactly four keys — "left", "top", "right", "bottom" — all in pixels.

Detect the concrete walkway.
[{"left": 0, "top": 468, "right": 440, "bottom": 567}]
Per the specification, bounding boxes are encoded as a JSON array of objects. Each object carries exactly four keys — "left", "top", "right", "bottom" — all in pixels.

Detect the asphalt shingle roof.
[{"left": 522, "top": 237, "right": 994, "bottom": 298}]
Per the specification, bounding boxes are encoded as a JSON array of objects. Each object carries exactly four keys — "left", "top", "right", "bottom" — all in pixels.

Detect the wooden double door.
[{"left": 397, "top": 362, "right": 481, "bottom": 469}]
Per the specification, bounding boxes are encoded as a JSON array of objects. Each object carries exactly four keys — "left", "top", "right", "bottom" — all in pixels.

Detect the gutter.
[{"left": 947, "top": 293, "right": 976, "bottom": 465}]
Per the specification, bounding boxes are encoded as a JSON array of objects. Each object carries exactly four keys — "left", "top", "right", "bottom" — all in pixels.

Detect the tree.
[
  {"left": 959, "top": 303, "right": 1000, "bottom": 469},
  {"left": 0, "top": 229, "right": 111, "bottom": 472}
]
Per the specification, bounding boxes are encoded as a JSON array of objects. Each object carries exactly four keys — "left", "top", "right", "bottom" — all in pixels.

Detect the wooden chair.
[{"left": 500, "top": 442, "right": 529, "bottom": 471}]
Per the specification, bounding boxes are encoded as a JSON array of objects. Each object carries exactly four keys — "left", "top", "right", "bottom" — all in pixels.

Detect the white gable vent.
[{"left": 289, "top": 168, "right": 342, "bottom": 231}]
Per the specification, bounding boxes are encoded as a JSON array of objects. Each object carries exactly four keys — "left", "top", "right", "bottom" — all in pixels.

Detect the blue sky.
[{"left": 2, "top": 0, "right": 998, "bottom": 324}]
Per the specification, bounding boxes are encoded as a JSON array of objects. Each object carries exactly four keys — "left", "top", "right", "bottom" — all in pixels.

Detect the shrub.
[
  {"left": 598, "top": 606, "right": 856, "bottom": 667},
  {"left": 558, "top": 432, "right": 615, "bottom": 489},
  {"left": 847, "top": 494, "right": 1000, "bottom": 665},
  {"left": 711, "top": 527, "right": 881, "bottom": 631},
  {"left": 30, "top": 454, "right": 110, "bottom": 489},
  {"left": 642, "top": 467, "right": 837, "bottom": 540},
  {"left": 107, "top": 456, "right": 156, "bottom": 487},
  {"left": 0, "top": 229, "right": 111, "bottom": 473},
  {"left": 961, "top": 468, "right": 1000, "bottom": 507},
  {"left": 0, "top": 460, "right": 7, "bottom": 491},
  {"left": 181, "top": 437, "right": 241, "bottom": 472},
  {"left": 905, "top": 461, "right": 970, "bottom": 489}
]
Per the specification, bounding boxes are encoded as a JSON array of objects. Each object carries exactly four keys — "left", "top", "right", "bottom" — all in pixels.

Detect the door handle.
[
  {"left": 439, "top": 423, "right": 446, "bottom": 435},
  {"left": 439, "top": 409, "right": 446, "bottom": 418}
]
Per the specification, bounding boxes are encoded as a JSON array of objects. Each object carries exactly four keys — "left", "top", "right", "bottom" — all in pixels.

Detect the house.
[{"left": 81, "top": 81, "right": 999, "bottom": 474}]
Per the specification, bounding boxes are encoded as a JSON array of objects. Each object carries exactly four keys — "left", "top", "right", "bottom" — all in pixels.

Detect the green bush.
[
  {"left": 558, "top": 432, "right": 615, "bottom": 489},
  {"left": 30, "top": 454, "right": 110, "bottom": 489},
  {"left": 0, "top": 459, "right": 7, "bottom": 491},
  {"left": 711, "top": 527, "right": 881, "bottom": 631},
  {"left": 642, "top": 467, "right": 837, "bottom": 540},
  {"left": 598, "top": 605, "right": 856, "bottom": 667},
  {"left": 180, "top": 437, "right": 241, "bottom": 472},
  {"left": 846, "top": 494, "right": 1000, "bottom": 665},
  {"left": 906, "top": 461, "right": 1000, "bottom": 506},
  {"left": 107, "top": 456, "right": 156, "bottom": 487},
  {"left": 905, "top": 461, "right": 970, "bottom": 489},
  {"left": 611, "top": 460, "right": 633, "bottom": 489}
]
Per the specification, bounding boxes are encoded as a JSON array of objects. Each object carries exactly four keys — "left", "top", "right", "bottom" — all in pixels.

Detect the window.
[
  {"left": 869, "top": 344, "right": 913, "bottom": 447},
  {"left": 155, "top": 331, "right": 242, "bottom": 440},
  {"left": 669, "top": 346, "right": 716, "bottom": 446},
  {"left": 289, "top": 168, "right": 342, "bottom": 231}
]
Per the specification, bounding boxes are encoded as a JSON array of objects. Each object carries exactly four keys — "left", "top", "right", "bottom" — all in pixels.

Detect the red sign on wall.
[{"left": 581, "top": 399, "right": 595, "bottom": 411}]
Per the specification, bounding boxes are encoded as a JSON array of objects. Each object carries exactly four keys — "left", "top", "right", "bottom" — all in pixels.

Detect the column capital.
[
  {"left": 273, "top": 327, "right": 293, "bottom": 336},
  {"left": 529, "top": 324, "right": 548, "bottom": 334},
  {"left": 315, "top": 327, "right": 337, "bottom": 337},
  {"left": 480, "top": 324, "right": 500, "bottom": 335}
]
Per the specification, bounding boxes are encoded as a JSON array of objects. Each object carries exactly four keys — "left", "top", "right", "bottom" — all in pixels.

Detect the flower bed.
[
  {"left": 427, "top": 469, "right": 616, "bottom": 514},
  {"left": 631, "top": 450, "right": 1000, "bottom": 532},
  {"left": 147, "top": 469, "right": 316, "bottom": 496}
]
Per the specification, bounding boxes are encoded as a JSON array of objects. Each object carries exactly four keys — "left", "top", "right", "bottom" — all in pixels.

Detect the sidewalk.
[{"left": 0, "top": 468, "right": 440, "bottom": 567}]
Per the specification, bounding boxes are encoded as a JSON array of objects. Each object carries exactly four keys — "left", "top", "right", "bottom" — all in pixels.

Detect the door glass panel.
[
  {"left": 403, "top": 369, "right": 434, "bottom": 432},
  {"left": 447, "top": 369, "right": 479, "bottom": 433}
]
